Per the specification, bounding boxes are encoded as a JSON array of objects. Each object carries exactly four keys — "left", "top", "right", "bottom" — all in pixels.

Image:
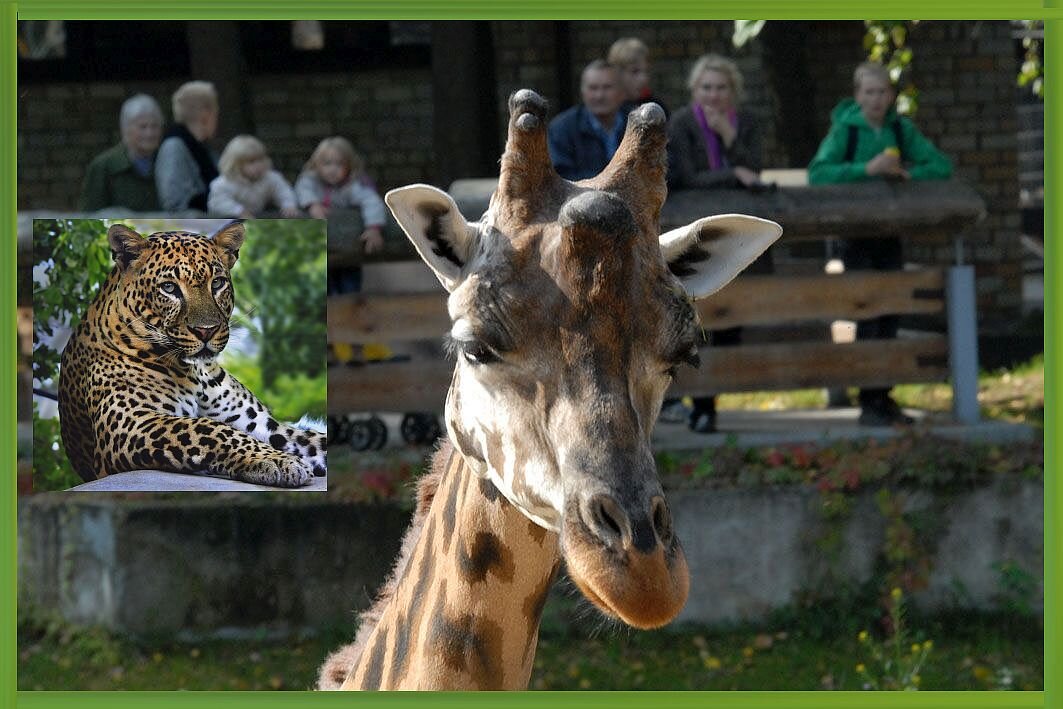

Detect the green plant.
[
  {"left": 992, "top": 561, "right": 1039, "bottom": 618},
  {"left": 854, "top": 587, "right": 933, "bottom": 690},
  {"left": 863, "top": 21, "right": 919, "bottom": 114}
]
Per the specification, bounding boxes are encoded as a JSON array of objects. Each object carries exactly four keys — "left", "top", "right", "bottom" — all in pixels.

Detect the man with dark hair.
[{"left": 548, "top": 60, "right": 630, "bottom": 180}]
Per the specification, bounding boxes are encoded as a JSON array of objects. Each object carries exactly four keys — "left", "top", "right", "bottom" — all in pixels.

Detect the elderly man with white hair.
[{"left": 78, "top": 93, "right": 163, "bottom": 212}]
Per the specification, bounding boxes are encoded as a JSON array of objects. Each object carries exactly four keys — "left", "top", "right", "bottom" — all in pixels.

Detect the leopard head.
[{"left": 106, "top": 222, "right": 244, "bottom": 363}]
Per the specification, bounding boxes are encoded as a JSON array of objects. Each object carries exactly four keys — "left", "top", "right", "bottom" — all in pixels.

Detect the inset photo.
[{"left": 31, "top": 218, "right": 327, "bottom": 491}]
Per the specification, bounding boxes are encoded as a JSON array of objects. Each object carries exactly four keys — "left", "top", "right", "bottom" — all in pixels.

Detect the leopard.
[{"left": 57, "top": 222, "right": 326, "bottom": 488}]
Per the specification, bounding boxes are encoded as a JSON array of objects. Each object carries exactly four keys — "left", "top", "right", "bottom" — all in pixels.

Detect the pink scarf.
[{"left": 693, "top": 103, "right": 738, "bottom": 170}]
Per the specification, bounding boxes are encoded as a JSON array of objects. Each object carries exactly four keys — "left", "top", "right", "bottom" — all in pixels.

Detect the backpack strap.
[
  {"left": 891, "top": 120, "right": 906, "bottom": 160},
  {"left": 843, "top": 124, "right": 859, "bottom": 162}
]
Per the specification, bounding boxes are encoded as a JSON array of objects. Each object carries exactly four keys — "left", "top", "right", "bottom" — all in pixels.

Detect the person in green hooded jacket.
[{"left": 808, "top": 61, "right": 952, "bottom": 426}]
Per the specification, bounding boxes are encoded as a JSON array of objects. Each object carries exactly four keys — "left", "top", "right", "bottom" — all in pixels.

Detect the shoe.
[
  {"left": 858, "top": 396, "right": 914, "bottom": 426},
  {"left": 658, "top": 399, "right": 691, "bottom": 423},
  {"left": 687, "top": 410, "right": 717, "bottom": 434}
]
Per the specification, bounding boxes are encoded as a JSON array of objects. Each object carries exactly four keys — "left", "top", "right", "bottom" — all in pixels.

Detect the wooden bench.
[{"left": 326, "top": 179, "right": 986, "bottom": 424}]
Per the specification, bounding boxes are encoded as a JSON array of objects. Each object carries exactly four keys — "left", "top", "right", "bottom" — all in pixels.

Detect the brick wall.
[{"left": 17, "top": 20, "right": 1029, "bottom": 330}]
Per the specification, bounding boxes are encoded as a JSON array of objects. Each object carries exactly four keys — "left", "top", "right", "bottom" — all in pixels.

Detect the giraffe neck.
[{"left": 343, "top": 443, "right": 561, "bottom": 690}]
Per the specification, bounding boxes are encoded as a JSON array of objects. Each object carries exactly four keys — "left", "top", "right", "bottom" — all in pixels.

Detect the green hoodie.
[{"left": 807, "top": 98, "right": 953, "bottom": 184}]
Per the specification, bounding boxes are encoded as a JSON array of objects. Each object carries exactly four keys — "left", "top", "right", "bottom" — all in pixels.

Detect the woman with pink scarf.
[
  {"left": 666, "top": 53, "right": 762, "bottom": 190},
  {"left": 665, "top": 53, "right": 771, "bottom": 433}
]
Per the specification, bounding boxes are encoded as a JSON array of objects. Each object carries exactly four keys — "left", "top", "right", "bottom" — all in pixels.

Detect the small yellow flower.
[
  {"left": 856, "top": 664, "right": 866, "bottom": 674},
  {"left": 912, "top": 674, "right": 921, "bottom": 686},
  {"left": 742, "top": 646, "right": 754, "bottom": 659},
  {"left": 891, "top": 587, "right": 903, "bottom": 602},
  {"left": 973, "top": 665, "right": 991, "bottom": 681},
  {"left": 579, "top": 678, "right": 591, "bottom": 689},
  {"left": 704, "top": 656, "right": 722, "bottom": 670},
  {"left": 152, "top": 652, "right": 164, "bottom": 663},
  {"left": 911, "top": 644, "right": 921, "bottom": 654},
  {"left": 922, "top": 640, "right": 933, "bottom": 651},
  {"left": 858, "top": 630, "right": 869, "bottom": 643}
]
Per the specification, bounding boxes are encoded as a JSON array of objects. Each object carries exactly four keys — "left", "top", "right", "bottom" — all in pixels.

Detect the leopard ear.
[
  {"left": 107, "top": 224, "right": 148, "bottom": 270},
  {"left": 210, "top": 221, "right": 245, "bottom": 267}
]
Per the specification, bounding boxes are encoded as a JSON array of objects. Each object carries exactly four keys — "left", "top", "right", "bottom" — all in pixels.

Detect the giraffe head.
[{"left": 387, "top": 90, "right": 781, "bottom": 629}]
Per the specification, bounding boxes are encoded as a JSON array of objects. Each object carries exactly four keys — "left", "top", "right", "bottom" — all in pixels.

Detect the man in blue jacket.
[{"left": 548, "top": 60, "right": 631, "bottom": 181}]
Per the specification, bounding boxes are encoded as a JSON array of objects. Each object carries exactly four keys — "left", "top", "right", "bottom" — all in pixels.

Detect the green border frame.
[{"left": 5, "top": 4, "right": 1057, "bottom": 709}]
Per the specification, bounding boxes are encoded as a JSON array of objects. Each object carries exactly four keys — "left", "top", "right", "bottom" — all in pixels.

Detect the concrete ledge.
[
  {"left": 19, "top": 477, "right": 1041, "bottom": 636},
  {"left": 67, "top": 470, "right": 327, "bottom": 492},
  {"left": 652, "top": 408, "right": 1037, "bottom": 451}
]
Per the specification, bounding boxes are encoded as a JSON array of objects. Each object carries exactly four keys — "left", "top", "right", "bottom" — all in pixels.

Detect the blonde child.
[
  {"left": 208, "top": 135, "right": 299, "bottom": 218},
  {"left": 294, "top": 137, "right": 386, "bottom": 254}
]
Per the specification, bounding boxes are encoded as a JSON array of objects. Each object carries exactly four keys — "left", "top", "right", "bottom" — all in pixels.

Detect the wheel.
[
  {"left": 401, "top": 413, "right": 426, "bottom": 444},
  {"left": 335, "top": 416, "right": 354, "bottom": 445},
  {"left": 368, "top": 416, "right": 388, "bottom": 450},
  {"left": 422, "top": 415, "right": 442, "bottom": 442},
  {"left": 349, "top": 419, "right": 372, "bottom": 451}
]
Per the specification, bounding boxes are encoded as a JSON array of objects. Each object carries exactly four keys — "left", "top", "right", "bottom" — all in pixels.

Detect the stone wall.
[{"left": 18, "top": 480, "right": 1042, "bottom": 636}]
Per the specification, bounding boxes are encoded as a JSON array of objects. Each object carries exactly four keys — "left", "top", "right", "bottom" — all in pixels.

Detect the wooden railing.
[{"left": 327, "top": 179, "right": 986, "bottom": 422}]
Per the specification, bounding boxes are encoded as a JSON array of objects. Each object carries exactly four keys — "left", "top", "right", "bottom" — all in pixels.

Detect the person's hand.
[
  {"left": 281, "top": 206, "right": 302, "bottom": 218},
  {"left": 703, "top": 108, "right": 737, "bottom": 146},
  {"left": 308, "top": 203, "right": 328, "bottom": 219},
  {"left": 865, "top": 150, "right": 909, "bottom": 179},
  {"left": 733, "top": 166, "right": 760, "bottom": 187},
  {"left": 360, "top": 227, "right": 384, "bottom": 255}
]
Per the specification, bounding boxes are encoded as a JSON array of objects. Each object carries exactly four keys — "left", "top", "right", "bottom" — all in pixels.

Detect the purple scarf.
[{"left": 693, "top": 103, "right": 738, "bottom": 170}]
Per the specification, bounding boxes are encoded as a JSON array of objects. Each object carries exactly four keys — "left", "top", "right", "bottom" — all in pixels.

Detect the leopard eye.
[
  {"left": 160, "top": 281, "right": 180, "bottom": 296},
  {"left": 212, "top": 277, "right": 228, "bottom": 292}
]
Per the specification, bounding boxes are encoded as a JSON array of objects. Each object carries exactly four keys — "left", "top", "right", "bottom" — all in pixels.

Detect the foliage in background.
[
  {"left": 30, "top": 219, "right": 325, "bottom": 491},
  {"left": 1016, "top": 20, "right": 1044, "bottom": 99},
  {"left": 863, "top": 21, "right": 919, "bottom": 115},
  {"left": 220, "top": 351, "right": 326, "bottom": 422},
  {"left": 234, "top": 220, "right": 327, "bottom": 389}
]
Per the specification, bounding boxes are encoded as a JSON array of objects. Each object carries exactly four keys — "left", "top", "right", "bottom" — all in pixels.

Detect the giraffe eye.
[{"left": 459, "top": 340, "right": 500, "bottom": 365}]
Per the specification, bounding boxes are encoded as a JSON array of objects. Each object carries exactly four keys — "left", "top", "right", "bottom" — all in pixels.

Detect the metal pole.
[{"left": 946, "top": 262, "right": 980, "bottom": 424}]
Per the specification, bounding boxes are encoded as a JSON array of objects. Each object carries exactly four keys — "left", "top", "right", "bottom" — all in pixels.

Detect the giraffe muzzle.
[{"left": 564, "top": 489, "right": 689, "bottom": 629}]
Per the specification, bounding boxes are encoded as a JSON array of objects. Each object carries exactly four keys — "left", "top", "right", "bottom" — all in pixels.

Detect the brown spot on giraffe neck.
[
  {"left": 458, "top": 531, "right": 515, "bottom": 584},
  {"left": 428, "top": 579, "right": 507, "bottom": 688}
]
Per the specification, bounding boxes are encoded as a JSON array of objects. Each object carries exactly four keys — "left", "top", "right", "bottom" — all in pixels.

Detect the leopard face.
[{"left": 109, "top": 226, "right": 243, "bottom": 363}]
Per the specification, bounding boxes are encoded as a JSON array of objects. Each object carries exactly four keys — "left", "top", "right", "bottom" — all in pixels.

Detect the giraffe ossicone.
[{"left": 323, "top": 89, "right": 781, "bottom": 689}]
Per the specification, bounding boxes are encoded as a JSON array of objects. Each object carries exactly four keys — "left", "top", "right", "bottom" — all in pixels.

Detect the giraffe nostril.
[
  {"left": 651, "top": 496, "right": 674, "bottom": 547},
  {"left": 583, "top": 494, "right": 632, "bottom": 550}
]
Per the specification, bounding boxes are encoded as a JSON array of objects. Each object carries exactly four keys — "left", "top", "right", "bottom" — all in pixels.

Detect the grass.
[{"left": 17, "top": 605, "right": 1042, "bottom": 691}]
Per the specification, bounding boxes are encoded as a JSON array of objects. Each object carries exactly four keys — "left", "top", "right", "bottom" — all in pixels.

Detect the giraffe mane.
[{"left": 317, "top": 441, "right": 452, "bottom": 690}]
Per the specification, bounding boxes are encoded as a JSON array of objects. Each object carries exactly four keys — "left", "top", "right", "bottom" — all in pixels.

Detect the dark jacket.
[
  {"left": 666, "top": 105, "right": 761, "bottom": 189},
  {"left": 547, "top": 104, "right": 631, "bottom": 181},
  {"left": 808, "top": 98, "right": 952, "bottom": 184},
  {"left": 78, "top": 142, "right": 160, "bottom": 212}
]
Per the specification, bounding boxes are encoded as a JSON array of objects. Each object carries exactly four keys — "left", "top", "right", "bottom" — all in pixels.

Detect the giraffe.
[{"left": 319, "top": 89, "right": 782, "bottom": 690}]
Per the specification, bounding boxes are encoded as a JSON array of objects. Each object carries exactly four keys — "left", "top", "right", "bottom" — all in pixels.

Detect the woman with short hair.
[{"left": 79, "top": 93, "right": 163, "bottom": 212}]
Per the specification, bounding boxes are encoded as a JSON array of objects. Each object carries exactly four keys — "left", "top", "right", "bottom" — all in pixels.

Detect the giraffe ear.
[
  {"left": 659, "top": 214, "right": 782, "bottom": 300},
  {"left": 385, "top": 184, "right": 480, "bottom": 293}
]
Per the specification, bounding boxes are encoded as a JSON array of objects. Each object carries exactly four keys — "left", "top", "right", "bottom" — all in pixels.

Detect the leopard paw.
[{"left": 240, "top": 453, "right": 314, "bottom": 488}]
